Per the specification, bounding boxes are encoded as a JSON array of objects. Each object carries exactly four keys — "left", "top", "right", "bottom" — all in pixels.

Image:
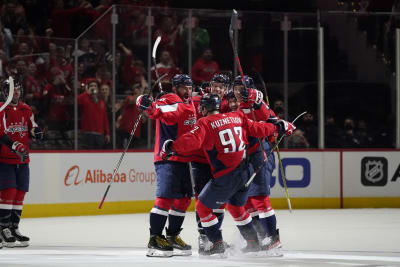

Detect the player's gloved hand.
[
  {"left": 160, "top": 139, "right": 175, "bottom": 160},
  {"left": 275, "top": 119, "right": 295, "bottom": 137},
  {"left": 240, "top": 88, "right": 263, "bottom": 105},
  {"left": 267, "top": 115, "right": 279, "bottom": 124},
  {"left": 136, "top": 94, "right": 153, "bottom": 112},
  {"left": 11, "top": 141, "right": 28, "bottom": 162},
  {"left": 31, "top": 127, "right": 44, "bottom": 141}
]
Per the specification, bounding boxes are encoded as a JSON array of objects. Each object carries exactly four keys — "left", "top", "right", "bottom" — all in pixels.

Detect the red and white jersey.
[
  {"left": 0, "top": 101, "right": 37, "bottom": 164},
  {"left": 145, "top": 93, "right": 196, "bottom": 163},
  {"left": 238, "top": 101, "right": 274, "bottom": 154},
  {"left": 173, "top": 111, "right": 275, "bottom": 178},
  {"left": 189, "top": 95, "right": 230, "bottom": 164}
]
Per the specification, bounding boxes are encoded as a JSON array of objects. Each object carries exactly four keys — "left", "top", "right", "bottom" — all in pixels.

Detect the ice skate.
[
  {"left": 11, "top": 228, "right": 30, "bottom": 247},
  {"left": 0, "top": 227, "right": 16, "bottom": 248},
  {"left": 199, "top": 240, "right": 227, "bottom": 258},
  {"left": 261, "top": 229, "right": 283, "bottom": 257},
  {"left": 198, "top": 234, "right": 211, "bottom": 254},
  {"left": 241, "top": 239, "right": 261, "bottom": 254},
  {"left": 166, "top": 228, "right": 192, "bottom": 256},
  {"left": 146, "top": 234, "right": 173, "bottom": 257}
]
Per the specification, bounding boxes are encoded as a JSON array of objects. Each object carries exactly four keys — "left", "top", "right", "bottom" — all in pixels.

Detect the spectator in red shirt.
[
  {"left": 42, "top": 70, "right": 73, "bottom": 143},
  {"left": 192, "top": 48, "right": 220, "bottom": 85},
  {"left": 119, "top": 42, "right": 144, "bottom": 93},
  {"left": 117, "top": 83, "right": 144, "bottom": 149},
  {"left": 78, "top": 78, "right": 110, "bottom": 149},
  {"left": 151, "top": 50, "right": 181, "bottom": 82},
  {"left": 153, "top": 15, "right": 180, "bottom": 65}
]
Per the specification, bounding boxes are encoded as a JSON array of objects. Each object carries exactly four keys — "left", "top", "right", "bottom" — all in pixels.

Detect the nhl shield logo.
[{"left": 361, "top": 157, "right": 388, "bottom": 186}]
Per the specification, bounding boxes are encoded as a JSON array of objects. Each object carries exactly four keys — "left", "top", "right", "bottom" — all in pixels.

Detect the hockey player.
[
  {"left": 161, "top": 93, "right": 295, "bottom": 256},
  {"left": 0, "top": 80, "right": 43, "bottom": 248},
  {"left": 232, "top": 75, "right": 284, "bottom": 253},
  {"left": 136, "top": 74, "right": 196, "bottom": 257},
  {"left": 190, "top": 73, "right": 230, "bottom": 253}
]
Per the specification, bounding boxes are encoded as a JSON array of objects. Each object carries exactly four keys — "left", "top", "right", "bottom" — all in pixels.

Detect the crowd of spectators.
[{"left": 0, "top": 0, "right": 395, "bottom": 150}]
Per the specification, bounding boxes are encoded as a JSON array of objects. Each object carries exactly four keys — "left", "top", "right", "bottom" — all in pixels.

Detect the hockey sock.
[
  {"left": 252, "top": 215, "right": 267, "bottom": 237},
  {"left": 196, "top": 200, "right": 222, "bottom": 243},
  {"left": 227, "top": 203, "right": 258, "bottom": 242},
  {"left": 195, "top": 212, "right": 205, "bottom": 234},
  {"left": 262, "top": 196, "right": 277, "bottom": 236},
  {"left": 0, "top": 188, "right": 17, "bottom": 228},
  {"left": 260, "top": 211, "right": 277, "bottom": 236},
  {"left": 167, "top": 197, "right": 191, "bottom": 234},
  {"left": 150, "top": 198, "right": 174, "bottom": 235},
  {"left": 11, "top": 190, "right": 26, "bottom": 228},
  {"left": 213, "top": 203, "right": 226, "bottom": 231}
]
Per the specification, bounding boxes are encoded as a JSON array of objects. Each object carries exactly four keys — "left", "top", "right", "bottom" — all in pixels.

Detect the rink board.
[{"left": 22, "top": 150, "right": 400, "bottom": 217}]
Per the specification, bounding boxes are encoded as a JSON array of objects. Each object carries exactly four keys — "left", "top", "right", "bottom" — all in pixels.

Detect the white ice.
[{"left": 0, "top": 209, "right": 399, "bottom": 267}]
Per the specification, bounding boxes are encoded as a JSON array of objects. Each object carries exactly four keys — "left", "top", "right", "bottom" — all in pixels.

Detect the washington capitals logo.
[
  {"left": 361, "top": 157, "right": 388, "bottom": 186},
  {"left": 184, "top": 114, "right": 196, "bottom": 126},
  {"left": 5, "top": 117, "right": 28, "bottom": 137}
]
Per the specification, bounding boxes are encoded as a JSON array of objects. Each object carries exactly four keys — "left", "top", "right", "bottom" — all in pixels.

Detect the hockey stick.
[
  {"left": 253, "top": 70, "right": 293, "bottom": 212},
  {"left": 229, "top": 10, "right": 269, "bottom": 170},
  {"left": 245, "top": 111, "right": 307, "bottom": 189},
  {"left": 152, "top": 36, "right": 163, "bottom": 93},
  {"left": 98, "top": 38, "right": 163, "bottom": 209},
  {"left": 0, "top": 77, "right": 14, "bottom": 112}
]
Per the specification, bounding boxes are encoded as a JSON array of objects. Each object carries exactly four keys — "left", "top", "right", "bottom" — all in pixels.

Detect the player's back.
[{"left": 200, "top": 111, "right": 247, "bottom": 178}]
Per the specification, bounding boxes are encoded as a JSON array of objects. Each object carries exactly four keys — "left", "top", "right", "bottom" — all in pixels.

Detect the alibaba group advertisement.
[{"left": 25, "top": 152, "right": 157, "bottom": 204}]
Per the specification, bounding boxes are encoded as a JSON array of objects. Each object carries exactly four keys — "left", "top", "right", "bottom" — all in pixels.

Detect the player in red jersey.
[
  {"left": 161, "top": 93, "right": 295, "bottom": 256},
  {"left": 232, "top": 75, "right": 290, "bottom": 255},
  {"left": 190, "top": 74, "right": 231, "bottom": 253},
  {"left": 0, "top": 80, "right": 43, "bottom": 248},
  {"left": 136, "top": 74, "right": 196, "bottom": 257}
]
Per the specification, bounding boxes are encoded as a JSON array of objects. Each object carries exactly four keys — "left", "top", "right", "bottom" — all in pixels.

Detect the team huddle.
[{"left": 136, "top": 73, "right": 295, "bottom": 257}]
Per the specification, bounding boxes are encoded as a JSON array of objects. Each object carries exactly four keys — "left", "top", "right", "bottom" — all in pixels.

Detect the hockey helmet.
[
  {"left": 233, "top": 75, "right": 254, "bottom": 88},
  {"left": 200, "top": 93, "right": 221, "bottom": 112},
  {"left": 172, "top": 74, "right": 193, "bottom": 88}
]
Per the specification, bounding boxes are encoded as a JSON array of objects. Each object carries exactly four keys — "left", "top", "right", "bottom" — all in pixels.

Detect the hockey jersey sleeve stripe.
[{"left": 156, "top": 103, "right": 178, "bottom": 113}]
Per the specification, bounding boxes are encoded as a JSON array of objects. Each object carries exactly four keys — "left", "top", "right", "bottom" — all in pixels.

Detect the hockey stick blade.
[
  {"left": 0, "top": 76, "right": 14, "bottom": 112},
  {"left": 229, "top": 9, "right": 238, "bottom": 43},
  {"left": 152, "top": 36, "right": 161, "bottom": 60}
]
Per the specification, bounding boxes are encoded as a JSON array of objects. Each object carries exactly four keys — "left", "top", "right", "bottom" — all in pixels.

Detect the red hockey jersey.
[
  {"left": 172, "top": 111, "right": 276, "bottom": 178},
  {"left": 0, "top": 102, "right": 36, "bottom": 164},
  {"left": 239, "top": 101, "right": 274, "bottom": 154},
  {"left": 145, "top": 93, "right": 196, "bottom": 163}
]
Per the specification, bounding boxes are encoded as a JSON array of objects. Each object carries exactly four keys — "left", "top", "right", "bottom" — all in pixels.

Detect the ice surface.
[{"left": 0, "top": 209, "right": 399, "bottom": 266}]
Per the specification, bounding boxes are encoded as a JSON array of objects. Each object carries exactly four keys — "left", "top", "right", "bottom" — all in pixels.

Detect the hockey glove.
[
  {"left": 11, "top": 141, "right": 28, "bottom": 162},
  {"left": 160, "top": 139, "right": 175, "bottom": 160},
  {"left": 136, "top": 94, "right": 153, "bottom": 112},
  {"left": 240, "top": 88, "right": 263, "bottom": 105},
  {"left": 275, "top": 119, "right": 295, "bottom": 137},
  {"left": 267, "top": 115, "right": 279, "bottom": 124},
  {"left": 31, "top": 127, "right": 44, "bottom": 141}
]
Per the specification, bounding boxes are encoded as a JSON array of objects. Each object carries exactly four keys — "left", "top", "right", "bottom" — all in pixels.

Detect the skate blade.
[
  {"left": 2, "top": 241, "right": 16, "bottom": 248},
  {"left": 173, "top": 249, "right": 192, "bottom": 256},
  {"left": 266, "top": 247, "right": 283, "bottom": 257},
  {"left": 199, "top": 251, "right": 228, "bottom": 259},
  {"left": 14, "top": 241, "right": 29, "bottom": 248},
  {"left": 146, "top": 248, "right": 173, "bottom": 257}
]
